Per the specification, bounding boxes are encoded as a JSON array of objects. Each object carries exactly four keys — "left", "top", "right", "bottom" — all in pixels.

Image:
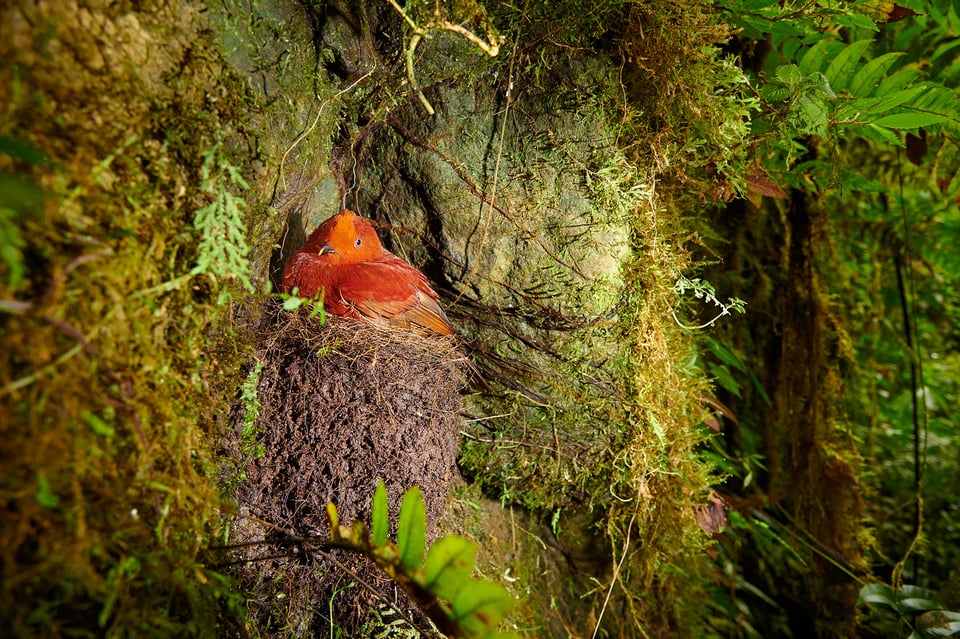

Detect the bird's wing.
[
  {"left": 355, "top": 289, "right": 454, "bottom": 336},
  {"left": 331, "top": 261, "right": 454, "bottom": 336},
  {"left": 282, "top": 252, "right": 325, "bottom": 297}
]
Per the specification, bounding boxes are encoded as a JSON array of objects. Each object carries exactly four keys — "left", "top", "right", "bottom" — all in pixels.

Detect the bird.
[{"left": 281, "top": 209, "right": 455, "bottom": 337}]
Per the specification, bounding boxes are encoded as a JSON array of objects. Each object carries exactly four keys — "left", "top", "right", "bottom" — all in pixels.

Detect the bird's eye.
[{"left": 355, "top": 237, "right": 362, "bottom": 247}]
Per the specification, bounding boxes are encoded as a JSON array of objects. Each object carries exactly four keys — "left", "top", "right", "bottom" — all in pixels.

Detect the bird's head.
[{"left": 310, "top": 210, "right": 385, "bottom": 264}]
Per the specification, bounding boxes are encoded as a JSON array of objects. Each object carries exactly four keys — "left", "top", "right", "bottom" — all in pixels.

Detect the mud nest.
[{"left": 222, "top": 310, "right": 466, "bottom": 637}]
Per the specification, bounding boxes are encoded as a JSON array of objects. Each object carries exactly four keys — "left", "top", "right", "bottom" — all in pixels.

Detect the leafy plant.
[
  {"left": 0, "top": 135, "right": 47, "bottom": 289},
  {"left": 326, "top": 481, "right": 516, "bottom": 639},
  {"left": 858, "top": 583, "right": 960, "bottom": 638},
  {"left": 281, "top": 286, "right": 327, "bottom": 320},
  {"left": 762, "top": 36, "right": 957, "bottom": 146},
  {"left": 0, "top": 206, "right": 26, "bottom": 288},
  {"left": 698, "top": 2, "right": 960, "bottom": 637},
  {"left": 239, "top": 360, "right": 265, "bottom": 460}
]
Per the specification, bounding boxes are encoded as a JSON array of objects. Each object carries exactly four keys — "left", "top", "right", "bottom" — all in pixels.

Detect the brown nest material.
[{"left": 222, "top": 311, "right": 466, "bottom": 637}]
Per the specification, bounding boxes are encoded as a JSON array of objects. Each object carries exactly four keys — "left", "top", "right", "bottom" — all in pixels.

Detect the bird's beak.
[{"left": 318, "top": 243, "right": 338, "bottom": 256}]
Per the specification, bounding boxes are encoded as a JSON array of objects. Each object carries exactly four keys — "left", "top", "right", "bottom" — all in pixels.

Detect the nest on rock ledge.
[{"left": 222, "top": 310, "right": 467, "bottom": 637}]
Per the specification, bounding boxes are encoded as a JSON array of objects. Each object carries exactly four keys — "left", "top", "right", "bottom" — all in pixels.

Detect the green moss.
[
  {"left": 0, "top": 1, "right": 283, "bottom": 634},
  {"left": 447, "top": 1, "right": 741, "bottom": 633}
]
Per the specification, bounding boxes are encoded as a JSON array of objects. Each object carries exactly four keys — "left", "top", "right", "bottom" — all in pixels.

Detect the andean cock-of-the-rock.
[{"left": 282, "top": 209, "right": 455, "bottom": 337}]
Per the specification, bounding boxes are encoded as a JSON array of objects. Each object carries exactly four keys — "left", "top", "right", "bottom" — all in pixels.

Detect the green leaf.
[
  {"left": 775, "top": 64, "right": 803, "bottom": 87},
  {"left": 708, "top": 362, "right": 743, "bottom": 399},
  {"left": 797, "top": 38, "right": 838, "bottom": 77},
  {"left": 36, "top": 474, "right": 59, "bottom": 509},
  {"left": 898, "top": 585, "right": 941, "bottom": 600},
  {"left": 930, "top": 37, "right": 960, "bottom": 68},
  {"left": 857, "top": 583, "right": 897, "bottom": 608},
  {"left": 861, "top": 123, "right": 903, "bottom": 146},
  {"left": 808, "top": 72, "right": 836, "bottom": 99},
  {"left": 834, "top": 11, "right": 879, "bottom": 32},
  {"left": 898, "top": 585, "right": 945, "bottom": 612},
  {"left": 849, "top": 52, "right": 905, "bottom": 96},
  {"left": 371, "top": 480, "right": 389, "bottom": 547},
  {"left": 874, "top": 85, "right": 931, "bottom": 112},
  {"left": 282, "top": 294, "right": 303, "bottom": 311},
  {"left": 741, "top": 16, "right": 806, "bottom": 38},
  {"left": 825, "top": 39, "right": 872, "bottom": 93},
  {"left": 450, "top": 579, "right": 514, "bottom": 633},
  {"left": 876, "top": 69, "right": 923, "bottom": 96},
  {"left": 0, "top": 207, "right": 27, "bottom": 286},
  {"left": 899, "top": 597, "right": 945, "bottom": 613},
  {"left": 911, "top": 85, "right": 957, "bottom": 112},
  {"left": 0, "top": 174, "right": 46, "bottom": 214},
  {"left": 308, "top": 299, "right": 326, "bottom": 321},
  {"left": 703, "top": 337, "right": 747, "bottom": 372},
  {"left": 0, "top": 135, "right": 50, "bottom": 165},
  {"left": 397, "top": 487, "right": 427, "bottom": 570},
  {"left": 424, "top": 536, "right": 476, "bottom": 601},
  {"left": 871, "top": 112, "right": 948, "bottom": 129},
  {"left": 327, "top": 502, "right": 340, "bottom": 533},
  {"left": 797, "top": 94, "right": 829, "bottom": 135}
]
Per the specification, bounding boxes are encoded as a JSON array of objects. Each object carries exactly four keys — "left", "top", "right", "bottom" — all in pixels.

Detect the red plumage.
[{"left": 282, "top": 210, "right": 454, "bottom": 336}]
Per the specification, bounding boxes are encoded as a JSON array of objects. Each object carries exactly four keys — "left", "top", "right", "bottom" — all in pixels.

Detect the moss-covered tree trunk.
[{"left": 710, "top": 191, "right": 867, "bottom": 637}]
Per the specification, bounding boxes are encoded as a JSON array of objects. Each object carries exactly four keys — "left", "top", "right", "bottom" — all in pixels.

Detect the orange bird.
[{"left": 282, "top": 210, "right": 455, "bottom": 336}]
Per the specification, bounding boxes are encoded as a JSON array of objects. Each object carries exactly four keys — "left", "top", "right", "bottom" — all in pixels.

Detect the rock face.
[
  {"left": 318, "top": 68, "right": 638, "bottom": 508},
  {"left": 343, "top": 81, "right": 631, "bottom": 326},
  {"left": 224, "top": 312, "right": 465, "bottom": 636}
]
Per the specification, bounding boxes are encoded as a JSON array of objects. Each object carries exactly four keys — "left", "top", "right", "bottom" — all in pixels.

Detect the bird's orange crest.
[{"left": 318, "top": 210, "right": 385, "bottom": 263}]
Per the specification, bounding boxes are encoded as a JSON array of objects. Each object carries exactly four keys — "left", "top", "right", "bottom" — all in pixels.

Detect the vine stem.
[
  {"left": 279, "top": 69, "right": 375, "bottom": 189},
  {"left": 593, "top": 487, "right": 647, "bottom": 639},
  {"left": 385, "top": 0, "right": 503, "bottom": 115}
]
